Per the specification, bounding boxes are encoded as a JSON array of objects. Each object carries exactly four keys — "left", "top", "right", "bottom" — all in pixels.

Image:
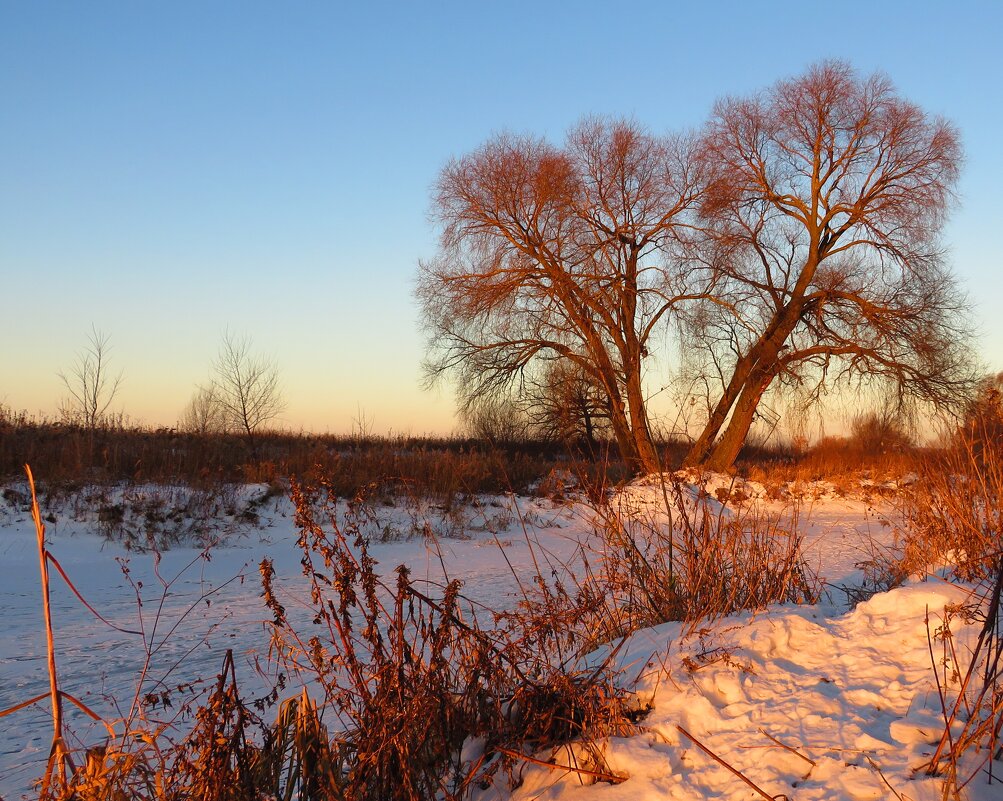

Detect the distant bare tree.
[
  {"left": 211, "top": 332, "right": 284, "bottom": 454},
  {"left": 178, "top": 384, "right": 225, "bottom": 435},
  {"left": 849, "top": 406, "right": 916, "bottom": 455},
  {"left": 683, "top": 61, "right": 974, "bottom": 470},
  {"left": 525, "top": 360, "right": 611, "bottom": 448},
  {"left": 460, "top": 361, "right": 610, "bottom": 448},
  {"left": 460, "top": 394, "right": 530, "bottom": 444},
  {"left": 419, "top": 117, "right": 712, "bottom": 473},
  {"left": 58, "top": 326, "right": 123, "bottom": 429}
]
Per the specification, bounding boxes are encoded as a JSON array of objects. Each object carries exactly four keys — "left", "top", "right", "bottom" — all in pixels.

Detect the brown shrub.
[
  {"left": 505, "top": 476, "right": 821, "bottom": 651},
  {"left": 900, "top": 388, "right": 1003, "bottom": 582},
  {"left": 256, "top": 477, "right": 635, "bottom": 799}
]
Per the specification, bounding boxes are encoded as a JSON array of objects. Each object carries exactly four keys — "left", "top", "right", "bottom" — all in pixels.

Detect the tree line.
[{"left": 417, "top": 61, "right": 974, "bottom": 473}]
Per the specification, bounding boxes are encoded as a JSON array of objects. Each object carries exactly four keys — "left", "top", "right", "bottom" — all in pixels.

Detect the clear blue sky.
[{"left": 2, "top": 1, "right": 1001, "bottom": 434}]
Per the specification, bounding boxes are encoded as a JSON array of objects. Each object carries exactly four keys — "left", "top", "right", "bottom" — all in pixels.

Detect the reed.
[{"left": 29, "top": 463, "right": 72, "bottom": 798}]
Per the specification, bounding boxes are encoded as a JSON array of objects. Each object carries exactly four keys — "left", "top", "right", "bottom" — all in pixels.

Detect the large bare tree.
[
  {"left": 683, "top": 61, "right": 973, "bottom": 470},
  {"left": 419, "top": 118, "right": 709, "bottom": 473}
]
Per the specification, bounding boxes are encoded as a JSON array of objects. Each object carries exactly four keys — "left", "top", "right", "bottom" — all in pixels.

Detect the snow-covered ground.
[
  {"left": 488, "top": 582, "right": 990, "bottom": 801},
  {"left": 0, "top": 477, "right": 993, "bottom": 800}
]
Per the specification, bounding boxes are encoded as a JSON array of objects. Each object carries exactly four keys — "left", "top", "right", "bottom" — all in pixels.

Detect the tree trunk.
[
  {"left": 625, "top": 367, "right": 661, "bottom": 474},
  {"left": 593, "top": 374, "right": 641, "bottom": 469},
  {"left": 589, "top": 346, "right": 655, "bottom": 473},
  {"left": 682, "top": 352, "right": 757, "bottom": 467},
  {"left": 684, "top": 298, "right": 806, "bottom": 471},
  {"left": 701, "top": 367, "right": 776, "bottom": 471}
]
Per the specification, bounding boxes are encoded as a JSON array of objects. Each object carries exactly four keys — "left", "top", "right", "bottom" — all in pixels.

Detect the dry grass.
[
  {"left": 739, "top": 438, "right": 925, "bottom": 494},
  {"left": 258, "top": 477, "right": 636, "bottom": 799},
  {"left": 50, "top": 648, "right": 343, "bottom": 801},
  {"left": 494, "top": 474, "right": 821, "bottom": 656},
  {"left": 900, "top": 395, "right": 1003, "bottom": 582},
  {"left": 589, "top": 478, "right": 821, "bottom": 639},
  {"left": 2, "top": 403, "right": 928, "bottom": 509},
  {"left": 0, "top": 410, "right": 632, "bottom": 505}
]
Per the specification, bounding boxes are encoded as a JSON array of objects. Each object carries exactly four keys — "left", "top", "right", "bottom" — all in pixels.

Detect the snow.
[
  {"left": 1, "top": 476, "right": 997, "bottom": 800},
  {"left": 0, "top": 486, "right": 588, "bottom": 797},
  {"left": 486, "top": 580, "right": 996, "bottom": 801}
]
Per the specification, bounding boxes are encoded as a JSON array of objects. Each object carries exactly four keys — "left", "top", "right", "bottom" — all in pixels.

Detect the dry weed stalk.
[
  {"left": 570, "top": 475, "right": 820, "bottom": 643},
  {"left": 0, "top": 467, "right": 123, "bottom": 798},
  {"left": 28, "top": 462, "right": 72, "bottom": 797},
  {"left": 904, "top": 387, "right": 1003, "bottom": 797},
  {"left": 258, "top": 476, "right": 635, "bottom": 800}
]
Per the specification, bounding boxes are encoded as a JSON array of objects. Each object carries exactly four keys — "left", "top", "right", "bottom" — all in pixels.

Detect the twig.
[
  {"left": 0, "top": 692, "right": 50, "bottom": 718},
  {"left": 864, "top": 755, "right": 905, "bottom": 801},
  {"left": 45, "top": 551, "right": 143, "bottom": 635},
  {"left": 757, "top": 727, "right": 816, "bottom": 772},
  {"left": 925, "top": 604, "right": 956, "bottom": 774},
  {"left": 494, "top": 746, "right": 626, "bottom": 784},
  {"left": 677, "top": 725, "right": 788, "bottom": 801},
  {"left": 59, "top": 691, "right": 116, "bottom": 740},
  {"left": 0, "top": 689, "right": 113, "bottom": 740}
]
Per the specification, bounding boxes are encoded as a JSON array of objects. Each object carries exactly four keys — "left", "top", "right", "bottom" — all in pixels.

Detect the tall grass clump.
[
  {"left": 502, "top": 474, "right": 822, "bottom": 653},
  {"left": 923, "top": 572, "right": 1003, "bottom": 800},
  {"left": 900, "top": 379, "right": 1003, "bottom": 797},
  {"left": 51, "top": 647, "right": 345, "bottom": 801},
  {"left": 257, "top": 476, "right": 636, "bottom": 800},
  {"left": 578, "top": 476, "right": 820, "bottom": 642},
  {"left": 901, "top": 381, "right": 1003, "bottom": 581}
]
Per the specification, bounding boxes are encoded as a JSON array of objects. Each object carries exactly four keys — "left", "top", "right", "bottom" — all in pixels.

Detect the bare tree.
[
  {"left": 210, "top": 332, "right": 284, "bottom": 454},
  {"left": 460, "top": 361, "right": 610, "bottom": 448},
  {"left": 459, "top": 393, "right": 530, "bottom": 444},
  {"left": 58, "top": 326, "right": 123, "bottom": 429},
  {"left": 419, "top": 117, "right": 711, "bottom": 473},
  {"left": 682, "top": 61, "right": 974, "bottom": 470},
  {"left": 524, "top": 360, "right": 611, "bottom": 448},
  {"left": 849, "top": 403, "right": 916, "bottom": 455},
  {"left": 178, "top": 383, "right": 225, "bottom": 435},
  {"left": 958, "top": 371, "right": 1003, "bottom": 458}
]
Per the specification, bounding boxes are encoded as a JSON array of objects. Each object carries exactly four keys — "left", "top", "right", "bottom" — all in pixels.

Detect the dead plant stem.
[
  {"left": 677, "top": 724, "right": 787, "bottom": 801},
  {"left": 27, "top": 464, "right": 72, "bottom": 796}
]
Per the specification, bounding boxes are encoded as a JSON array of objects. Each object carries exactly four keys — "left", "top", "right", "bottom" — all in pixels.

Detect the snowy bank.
[{"left": 486, "top": 581, "right": 994, "bottom": 801}]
